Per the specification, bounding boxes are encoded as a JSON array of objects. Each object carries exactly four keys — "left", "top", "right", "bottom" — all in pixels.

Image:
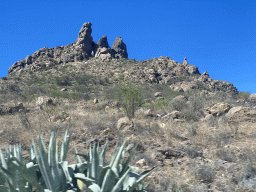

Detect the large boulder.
[
  {"left": 225, "top": 106, "right": 256, "bottom": 123},
  {"left": 95, "top": 47, "right": 113, "bottom": 61},
  {"left": 248, "top": 93, "right": 256, "bottom": 103},
  {"left": 203, "top": 102, "right": 231, "bottom": 117},
  {"left": 117, "top": 117, "right": 134, "bottom": 132},
  {"left": 111, "top": 37, "right": 128, "bottom": 58}
]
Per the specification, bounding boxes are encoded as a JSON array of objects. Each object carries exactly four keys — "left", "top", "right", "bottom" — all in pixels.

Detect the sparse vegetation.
[{"left": 0, "top": 57, "right": 255, "bottom": 191}]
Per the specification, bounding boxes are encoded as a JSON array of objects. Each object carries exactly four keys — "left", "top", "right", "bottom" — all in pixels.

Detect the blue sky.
[{"left": 1, "top": 0, "right": 255, "bottom": 93}]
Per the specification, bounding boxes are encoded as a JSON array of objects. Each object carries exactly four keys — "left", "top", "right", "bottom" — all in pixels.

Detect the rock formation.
[{"left": 8, "top": 22, "right": 128, "bottom": 75}]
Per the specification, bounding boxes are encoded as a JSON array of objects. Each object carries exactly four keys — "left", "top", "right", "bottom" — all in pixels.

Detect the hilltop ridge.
[{"left": 8, "top": 22, "right": 128, "bottom": 74}]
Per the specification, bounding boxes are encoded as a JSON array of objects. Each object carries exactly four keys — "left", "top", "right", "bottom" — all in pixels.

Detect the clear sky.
[{"left": 1, "top": 0, "right": 255, "bottom": 93}]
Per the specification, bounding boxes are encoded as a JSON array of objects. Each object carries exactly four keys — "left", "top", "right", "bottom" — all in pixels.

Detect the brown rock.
[
  {"left": 117, "top": 117, "right": 134, "bottom": 131},
  {"left": 95, "top": 47, "right": 112, "bottom": 61},
  {"left": 154, "top": 92, "right": 162, "bottom": 97},
  {"left": 226, "top": 106, "right": 256, "bottom": 123},
  {"left": 203, "top": 102, "right": 231, "bottom": 117},
  {"left": 248, "top": 93, "right": 256, "bottom": 103}
]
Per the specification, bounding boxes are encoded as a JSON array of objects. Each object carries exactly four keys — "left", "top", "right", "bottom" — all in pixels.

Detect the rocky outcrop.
[
  {"left": 248, "top": 93, "right": 256, "bottom": 103},
  {"left": 225, "top": 106, "right": 256, "bottom": 123},
  {"left": 8, "top": 22, "right": 128, "bottom": 75},
  {"left": 111, "top": 37, "right": 128, "bottom": 58},
  {"left": 203, "top": 102, "right": 231, "bottom": 117}
]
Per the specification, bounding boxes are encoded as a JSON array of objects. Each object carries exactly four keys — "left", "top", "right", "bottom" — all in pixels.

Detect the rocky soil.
[{"left": 0, "top": 56, "right": 256, "bottom": 191}]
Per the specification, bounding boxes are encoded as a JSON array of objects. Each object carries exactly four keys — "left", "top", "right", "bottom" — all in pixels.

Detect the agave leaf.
[
  {"left": 75, "top": 148, "right": 82, "bottom": 163},
  {"left": 29, "top": 147, "right": 36, "bottom": 164},
  {"left": 11, "top": 157, "right": 44, "bottom": 191},
  {"left": 120, "top": 143, "right": 138, "bottom": 177},
  {"left": 111, "top": 167, "right": 131, "bottom": 192},
  {"left": 87, "top": 183, "right": 101, "bottom": 192},
  {"left": 60, "top": 129, "right": 72, "bottom": 162},
  {"left": 32, "top": 137, "right": 54, "bottom": 191},
  {"left": 100, "top": 168, "right": 117, "bottom": 192},
  {"left": 48, "top": 132, "right": 66, "bottom": 190},
  {"left": 96, "top": 165, "right": 110, "bottom": 187},
  {"left": 127, "top": 166, "right": 156, "bottom": 192},
  {"left": 111, "top": 141, "right": 126, "bottom": 178},
  {"left": 74, "top": 172, "right": 96, "bottom": 186},
  {"left": 91, "top": 142, "right": 99, "bottom": 180},
  {"left": 99, "top": 140, "right": 108, "bottom": 167},
  {"left": 59, "top": 161, "right": 72, "bottom": 183}
]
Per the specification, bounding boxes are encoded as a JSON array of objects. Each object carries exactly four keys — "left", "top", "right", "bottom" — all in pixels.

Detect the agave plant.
[{"left": 0, "top": 129, "right": 156, "bottom": 192}]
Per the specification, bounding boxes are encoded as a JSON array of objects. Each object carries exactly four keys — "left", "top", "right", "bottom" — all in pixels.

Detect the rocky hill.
[{"left": 1, "top": 22, "right": 256, "bottom": 191}]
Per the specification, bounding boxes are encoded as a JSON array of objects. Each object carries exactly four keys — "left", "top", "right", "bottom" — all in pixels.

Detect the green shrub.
[
  {"left": 239, "top": 91, "right": 250, "bottom": 100},
  {"left": 115, "top": 81, "right": 143, "bottom": 120},
  {"left": 142, "top": 103, "right": 151, "bottom": 108},
  {"left": 154, "top": 98, "right": 169, "bottom": 111}
]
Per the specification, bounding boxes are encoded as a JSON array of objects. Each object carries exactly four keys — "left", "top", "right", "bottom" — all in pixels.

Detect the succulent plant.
[{"left": 0, "top": 129, "right": 156, "bottom": 192}]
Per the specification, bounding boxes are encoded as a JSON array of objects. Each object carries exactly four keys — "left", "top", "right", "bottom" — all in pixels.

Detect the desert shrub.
[
  {"left": 185, "top": 121, "right": 199, "bottom": 136},
  {"left": 115, "top": 81, "right": 143, "bottom": 120},
  {"left": 180, "top": 108, "right": 198, "bottom": 121},
  {"left": 186, "top": 147, "right": 202, "bottom": 159},
  {"left": 74, "top": 74, "right": 92, "bottom": 85},
  {"left": 50, "top": 90, "right": 69, "bottom": 99},
  {"left": 55, "top": 75, "right": 73, "bottom": 86},
  {"left": 154, "top": 98, "right": 169, "bottom": 111},
  {"left": 239, "top": 91, "right": 251, "bottom": 100},
  {"left": 211, "top": 131, "right": 233, "bottom": 147},
  {"left": 187, "top": 92, "right": 205, "bottom": 112},
  {"left": 196, "top": 80, "right": 207, "bottom": 90},
  {"left": 142, "top": 103, "right": 151, "bottom": 108},
  {"left": 169, "top": 98, "right": 187, "bottom": 111},
  {"left": 193, "top": 165, "right": 215, "bottom": 183}
]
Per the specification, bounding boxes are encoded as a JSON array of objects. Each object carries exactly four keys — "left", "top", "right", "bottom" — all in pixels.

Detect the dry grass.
[{"left": 0, "top": 59, "right": 256, "bottom": 191}]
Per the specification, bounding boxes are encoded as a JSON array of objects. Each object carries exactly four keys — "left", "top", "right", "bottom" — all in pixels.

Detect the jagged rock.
[
  {"left": 111, "top": 37, "right": 128, "bottom": 58},
  {"left": 97, "top": 35, "right": 110, "bottom": 48},
  {"left": 248, "top": 93, "right": 256, "bottom": 103},
  {"left": 203, "top": 102, "right": 231, "bottom": 117},
  {"left": 8, "top": 22, "right": 128, "bottom": 75},
  {"left": 198, "top": 71, "right": 210, "bottom": 83},
  {"left": 74, "top": 22, "right": 93, "bottom": 54},
  {"left": 95, "top": 47, "right": 112, "bottom": 61},
  {"left": 183, "top": 57, "right": 188, "bottom": 65},
  {"left": 225, "top": 106, "right": 256, "bottom": 123}
]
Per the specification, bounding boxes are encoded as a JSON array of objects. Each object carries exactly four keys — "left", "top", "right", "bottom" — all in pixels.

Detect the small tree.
[{"left": 115, "top": 81, "right": 142, "bottom": 120}]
